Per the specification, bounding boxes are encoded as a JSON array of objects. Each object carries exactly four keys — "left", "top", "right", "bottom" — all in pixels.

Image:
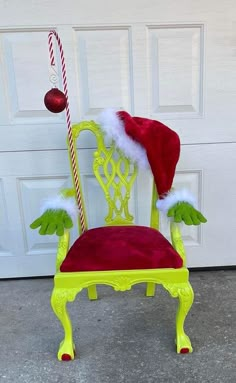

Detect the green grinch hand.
[
  {"left": 167, "top": 202, "right": 207, "bottom": 225},
  {"left": 30, "top": 209, "right": 73, "bottom": 236}
]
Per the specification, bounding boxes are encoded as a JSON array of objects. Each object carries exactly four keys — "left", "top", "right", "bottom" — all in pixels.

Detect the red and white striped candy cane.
[{"left": 48, "top": 30, "right": 86, "bottom": 233}]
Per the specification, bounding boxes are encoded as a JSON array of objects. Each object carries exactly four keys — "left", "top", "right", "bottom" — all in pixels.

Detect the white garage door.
[{"left": 0, "top": 0, "right": 236, "bottom": 277}]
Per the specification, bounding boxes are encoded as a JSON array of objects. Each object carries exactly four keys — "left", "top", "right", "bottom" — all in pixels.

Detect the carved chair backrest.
[{"left": 68, "top": 121, "right": 159, "bottom": 232}]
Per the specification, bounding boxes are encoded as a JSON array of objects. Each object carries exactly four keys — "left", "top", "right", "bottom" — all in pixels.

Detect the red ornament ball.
[{"left": 44, "top": 88, "right": 67, "bottom": 113}]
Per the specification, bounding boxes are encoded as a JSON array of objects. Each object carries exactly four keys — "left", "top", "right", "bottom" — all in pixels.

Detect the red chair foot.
[
  {"left": 180, "top": 348, "right": 190, "bottom": 354},
  {"left": 61, "top": 353, "right": 72, "bottom": 361}
]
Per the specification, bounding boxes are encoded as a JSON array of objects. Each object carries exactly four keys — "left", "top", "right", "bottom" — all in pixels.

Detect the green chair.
[{"left": 33, "top": 120, "right": 196, "bottom": 360}]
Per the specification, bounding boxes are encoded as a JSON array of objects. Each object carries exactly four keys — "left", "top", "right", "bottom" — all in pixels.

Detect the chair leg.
[
  {"left": 175, "top": 282, "right": 194, "bottom": 353},
  {"left": 146, "top": 282, "right": 156, "bottom": 297},
  {"left": 164, "top": 282, "right": 194, "bottom": 353},
  {"left": 87, "top": 285, "right": 98, "bottom": 300},
  {"left": 51, "top": 287, "right": 77, "bottom": 361}
]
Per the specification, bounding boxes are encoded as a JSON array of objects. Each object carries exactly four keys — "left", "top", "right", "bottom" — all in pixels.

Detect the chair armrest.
[
  {"left": 170, "top": 222, "right": 186, "bottom": 267},
  {"left": 56, "top": 230, "right": 70, "bottom": 272}
]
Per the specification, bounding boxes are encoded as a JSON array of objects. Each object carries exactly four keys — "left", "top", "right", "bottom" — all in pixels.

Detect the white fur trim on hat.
[
  {"left": 40, "top": 195, "right": 78, "bottom": 221},
  {"left": 156, "top": 189, "right": 197, "bottom": 214},
  {"left": 97, "top": 108, "right": 149, "bottom": 169}
]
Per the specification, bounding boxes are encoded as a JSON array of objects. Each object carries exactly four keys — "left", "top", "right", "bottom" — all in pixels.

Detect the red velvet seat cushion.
[{"left": 60, "top": 226, "right": 183, "bottom": 272}]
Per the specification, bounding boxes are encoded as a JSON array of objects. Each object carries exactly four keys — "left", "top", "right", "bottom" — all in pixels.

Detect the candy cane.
[{"left": 48, "top": 30, "right": 86, "bottom": 233}]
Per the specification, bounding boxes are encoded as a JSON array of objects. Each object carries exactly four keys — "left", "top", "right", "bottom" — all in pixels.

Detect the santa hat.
[{"left": 97, "top": 109, "right": 196, "bottom": 214}]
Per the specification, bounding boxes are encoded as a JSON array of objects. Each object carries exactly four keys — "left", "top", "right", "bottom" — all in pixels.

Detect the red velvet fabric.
[
  {"left": 60, "top": 226, "right": 183, "bottom": 272},
  {"left": 117, "top": 111, "right": 180, "bottom": 199}
]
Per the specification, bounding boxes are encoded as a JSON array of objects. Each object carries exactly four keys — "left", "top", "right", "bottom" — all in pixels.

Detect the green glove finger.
[
  {"left": 63, "top": 215, "right": 73, "bottom": 229},
  {"left": 56, "top": 222, "right": 64, "bottom": 236},
  {"left": 39, "top": 221, "right": 49, "bottom": 235},
  {"left": 173, "top": 208, "right": 183, "bottom": 223},
  {"left": 30, "top": 217, "right": 42, "bottom": 229},
  {"left": 197, "top": 211, "right": 207, "bottom": 223},
  {"left": 45, "top": 222, "right": 57, "bottom": 235},
  {"left": 191, "top": 211, "right": 200, "bottom": 225},
  {"left": 182, "top": 211, "right": 193, "bottom": 225},
  {"left": 167, "top": 206, "right": 175, "bottom": 217}
]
